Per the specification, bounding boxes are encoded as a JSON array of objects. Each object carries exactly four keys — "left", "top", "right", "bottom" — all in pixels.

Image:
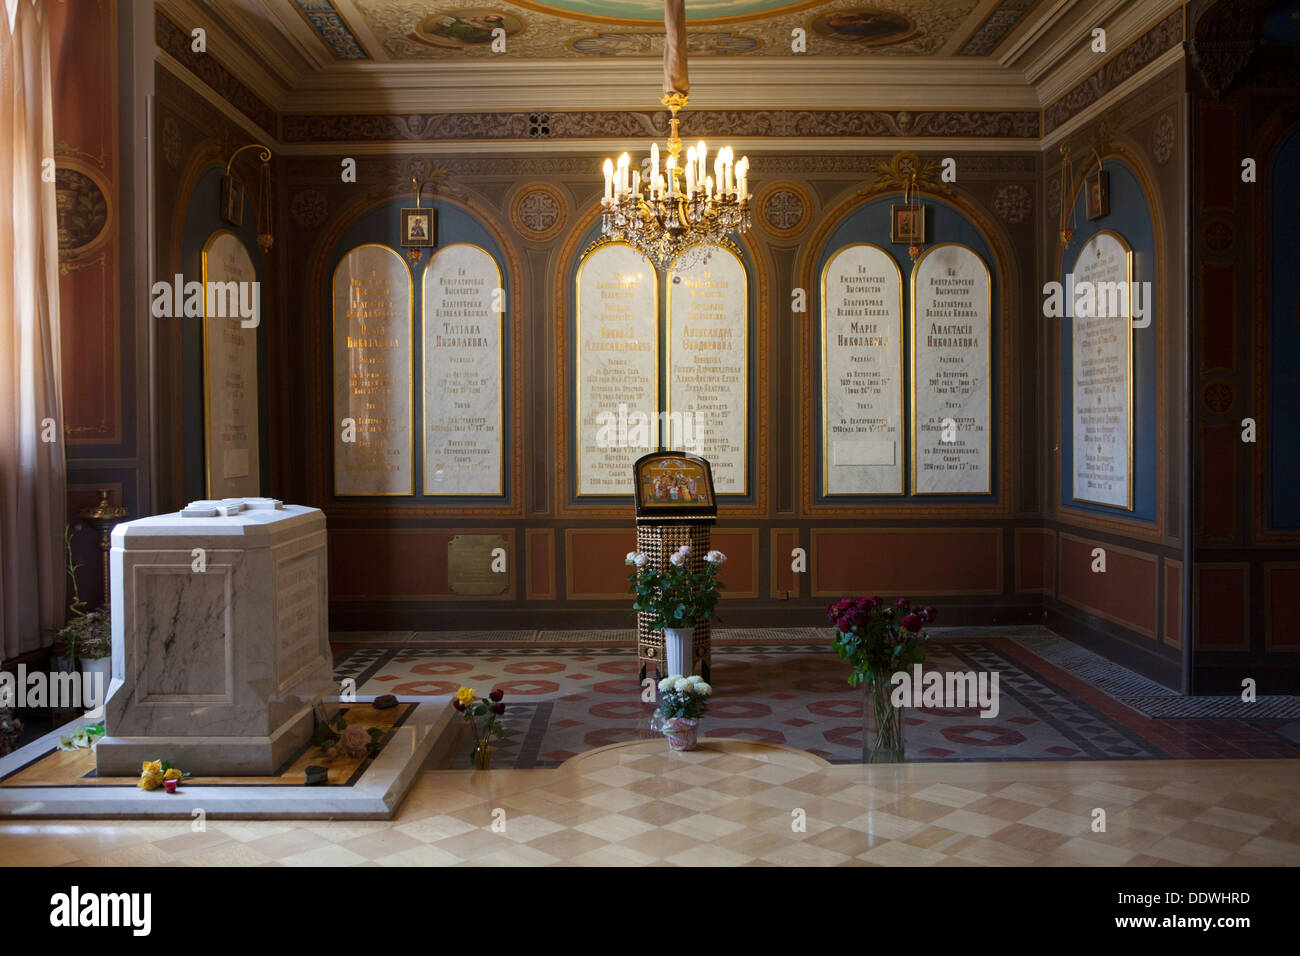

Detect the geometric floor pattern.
[
  {"left": 2, "top": 741, "right": 1296, "bottom": 866},
  {"left": 332, "top": 631, "right": 1300, "bottom": 767}
]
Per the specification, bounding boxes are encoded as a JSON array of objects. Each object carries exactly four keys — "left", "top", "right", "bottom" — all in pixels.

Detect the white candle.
[
  {"left": 617, "top": 153, "right": 629, "bottom": 197},
  {"left": 685, "top": 147, "right": 696, "bottom": 196},
  {"left": 697, "top": 141, "right": 707, "bottom": 186},
  {"left": 651, "top": 142, "right": 659, "bottom": 181},
  {"left": 603, "top": 159, "right": 613, "bottom": 202},
  {"left": 666, "top": 156, "right": 676, "bottom": 196}
]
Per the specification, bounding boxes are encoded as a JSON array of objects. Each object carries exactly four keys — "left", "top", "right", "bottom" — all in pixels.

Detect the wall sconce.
[
  {"left": 220, "top": 143, "right": 274, "bottom": 251},
  {"left": 1059, "top": 135, "right": 1110, "bottom": 246}
]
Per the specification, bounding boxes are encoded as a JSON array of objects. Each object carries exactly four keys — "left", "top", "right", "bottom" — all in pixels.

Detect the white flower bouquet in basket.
[{"left": 650, "top": 674, "right": 712, "bottom": 752}]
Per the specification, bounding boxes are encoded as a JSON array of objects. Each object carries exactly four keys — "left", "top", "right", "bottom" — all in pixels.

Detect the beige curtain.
[{"left": 0, "top": 0, "right": 66, "bottom": 659}]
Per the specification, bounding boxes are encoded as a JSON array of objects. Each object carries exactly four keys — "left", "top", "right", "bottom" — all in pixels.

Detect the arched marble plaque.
[
  {"left": 332, "top": 243, "right": 414, "bottom": 496},
  {"left": 910, "top": 243, "right": 993, "bottom": 495},
  {"left": 820, "top": 243, "right": 904, "bottom": 496},
  {"left": 667, "top": 244, "right": 748, "bottom": 495},
  {"left": 202, "top": 230, "right": 260, "bottom": 499},
  {"left": 575, "top": 242, "right": 658, "bottom": 497},
  {"left": 422, "top": 243, "right": 504, "bottom": 496},
  {"left": 1071, "top": 229, "right": 1134, "bottom": 510}
]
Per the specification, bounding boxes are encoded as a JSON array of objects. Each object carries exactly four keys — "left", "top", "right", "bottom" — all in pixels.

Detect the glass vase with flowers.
[{"left": 828, "top": 596, "right": 936, "bottom": 763}]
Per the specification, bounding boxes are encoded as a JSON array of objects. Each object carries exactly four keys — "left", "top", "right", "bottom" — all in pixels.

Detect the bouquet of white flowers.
[
  {"left": 656, "top": 673, "right": 712, "bottom": 718},
  {"left": 625, "top": 546, "right": 726, "bottom": 631},
  {"left": 651, "top": 673, "right": 712, "bottom": 751}
]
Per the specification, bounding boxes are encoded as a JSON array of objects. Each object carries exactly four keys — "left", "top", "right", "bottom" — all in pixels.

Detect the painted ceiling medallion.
[
  {"left": 810, "top": 9, "right": 916, "bottom": 45},
  {"left": 410, "top": 10, "right": 527, "bottom": 48}
]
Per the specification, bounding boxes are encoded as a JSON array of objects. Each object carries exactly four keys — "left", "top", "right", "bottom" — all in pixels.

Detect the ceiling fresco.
[{"left": 283, "top": 0, "right": 1040, "bottom": 61}]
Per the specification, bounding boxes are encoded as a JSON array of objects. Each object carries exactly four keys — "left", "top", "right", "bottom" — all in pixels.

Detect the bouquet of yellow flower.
[
  {"left": 453, "top": 686, "right": 505, "bottom": 770},
  {"left": 138, "top": 759, "right": 188, "bottom": 792}
]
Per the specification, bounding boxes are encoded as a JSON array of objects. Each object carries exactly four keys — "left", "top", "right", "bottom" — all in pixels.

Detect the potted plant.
[
  {"left": 452, "top": 687, "right": 505, "bottom": 769},
  {"left": 828, "top": 596, "right": 935, "bottom": 763},
  {"left": 650, "top": 674, "right": 712, "bottom": 751},
  {"left": 626, "top": 545, "right": 726, "bottom": 677},
  {"left": 51, "top": 527, "right": 111, "bottom": 696}
]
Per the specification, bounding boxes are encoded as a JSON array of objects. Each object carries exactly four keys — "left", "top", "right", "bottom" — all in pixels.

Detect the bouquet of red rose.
[{"left": 827, "top": 596, "right": 936, "bottom": 688}]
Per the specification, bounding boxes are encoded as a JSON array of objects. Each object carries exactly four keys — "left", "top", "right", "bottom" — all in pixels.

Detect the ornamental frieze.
[
  {"left": 1044, "top": 10, "right": 1183, "bottom": 135},
  {"left": 281, "top": 108, "right": 1040, "bottom": 143}
]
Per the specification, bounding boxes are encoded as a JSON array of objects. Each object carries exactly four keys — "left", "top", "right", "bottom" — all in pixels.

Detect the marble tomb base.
[
  {"left": 95, "top": 498, "right": 337, "bottom": 777},
  {"left": 0, "top": 697, "right": 456, "bottom": 819}
]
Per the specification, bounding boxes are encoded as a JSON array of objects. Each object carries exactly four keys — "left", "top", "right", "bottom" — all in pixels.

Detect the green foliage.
[
  {"left": 627, "top": 554, "right": 725, "bottom": 631},
  {"left": 52, "top": 527, "right": 111, "bottom": 662},
  {"left": 656, "top": 677, "right": 712, "bottom": 719}
]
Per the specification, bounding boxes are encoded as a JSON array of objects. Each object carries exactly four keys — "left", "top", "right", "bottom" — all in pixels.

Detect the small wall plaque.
[{"left": 447, "top": 533, "right": 509, "bottom": 596}]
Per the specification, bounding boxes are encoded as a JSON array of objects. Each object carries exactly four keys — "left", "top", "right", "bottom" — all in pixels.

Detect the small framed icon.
[
  {"left": 890, "top": 204, "right": 925, "bottom": 244},
  {"left": 401, "top": 207, "right": 436, "bottom": 248},
  {"left": 1085, "top": 168, "right": 1109, "bottom": 221},
  {"left": 220, "top": 174, "right": 244, "bottom": 227}
]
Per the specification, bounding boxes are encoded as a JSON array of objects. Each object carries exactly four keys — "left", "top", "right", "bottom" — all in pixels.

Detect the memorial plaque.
[
  {"left": 1071, "top": 230, "right": 1134, "bottom": 509},
  {"left": 576, "top": 242, "right": 658, "bottom": 497},
  {"left": 202, "top": 230, "right": 260, "bottom": 499},
  {"left": 667, "top": 244, "right": 748, "bottom": 495},
  {"left": 447, "top": 533, "right": 509, "bottom": 596},
  {"left": 820, "top": 243, "right": 904, "bottom": 496},
  {"left": 422, "top": 243, "right": 504, "bottom": 496},
  {"left": 911, "top": 243, "right": 993, "bottom": 495},
  {"left": 332, "top": 244, "right": 413, "bottom": 496}
]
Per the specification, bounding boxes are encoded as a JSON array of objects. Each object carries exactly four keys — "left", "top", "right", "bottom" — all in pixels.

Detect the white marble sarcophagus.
[{"left": 95, "top": 498, "right": 337, "bottom": 776}]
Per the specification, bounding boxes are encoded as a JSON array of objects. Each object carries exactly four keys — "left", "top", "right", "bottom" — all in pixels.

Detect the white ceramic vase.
[
  {"left": 663, "top": 626, "right": 692, "bottom": 677},
  {"left": 79, "top": 657, "right": 111, "bottom": 713}
]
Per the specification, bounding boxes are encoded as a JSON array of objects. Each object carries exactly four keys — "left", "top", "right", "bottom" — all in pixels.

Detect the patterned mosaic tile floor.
[
  {"left": 330, "top": 629, "right": 1300, "bottom": 768},
  {"left": 2, "top": 743, "right": 1296, "bottom": 866}
]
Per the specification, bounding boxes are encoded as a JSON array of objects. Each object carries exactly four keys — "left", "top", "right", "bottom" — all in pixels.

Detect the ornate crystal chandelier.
[{"left": 599, "top": 0, "right": 751, "bottom": 269}]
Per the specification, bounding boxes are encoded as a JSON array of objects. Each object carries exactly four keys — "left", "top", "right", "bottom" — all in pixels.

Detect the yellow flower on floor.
[
  {"left": 139, "top": 769, "right": 163, "bottom": 791},
  {"left": 454, "top": 687, "right": 477, "bottom": 707},
  {"left": 163, "top": 768, "right": 183, "bottom": 781},
  {"left": 142, "top": 760, "right": 162, "bottom": 773}
]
